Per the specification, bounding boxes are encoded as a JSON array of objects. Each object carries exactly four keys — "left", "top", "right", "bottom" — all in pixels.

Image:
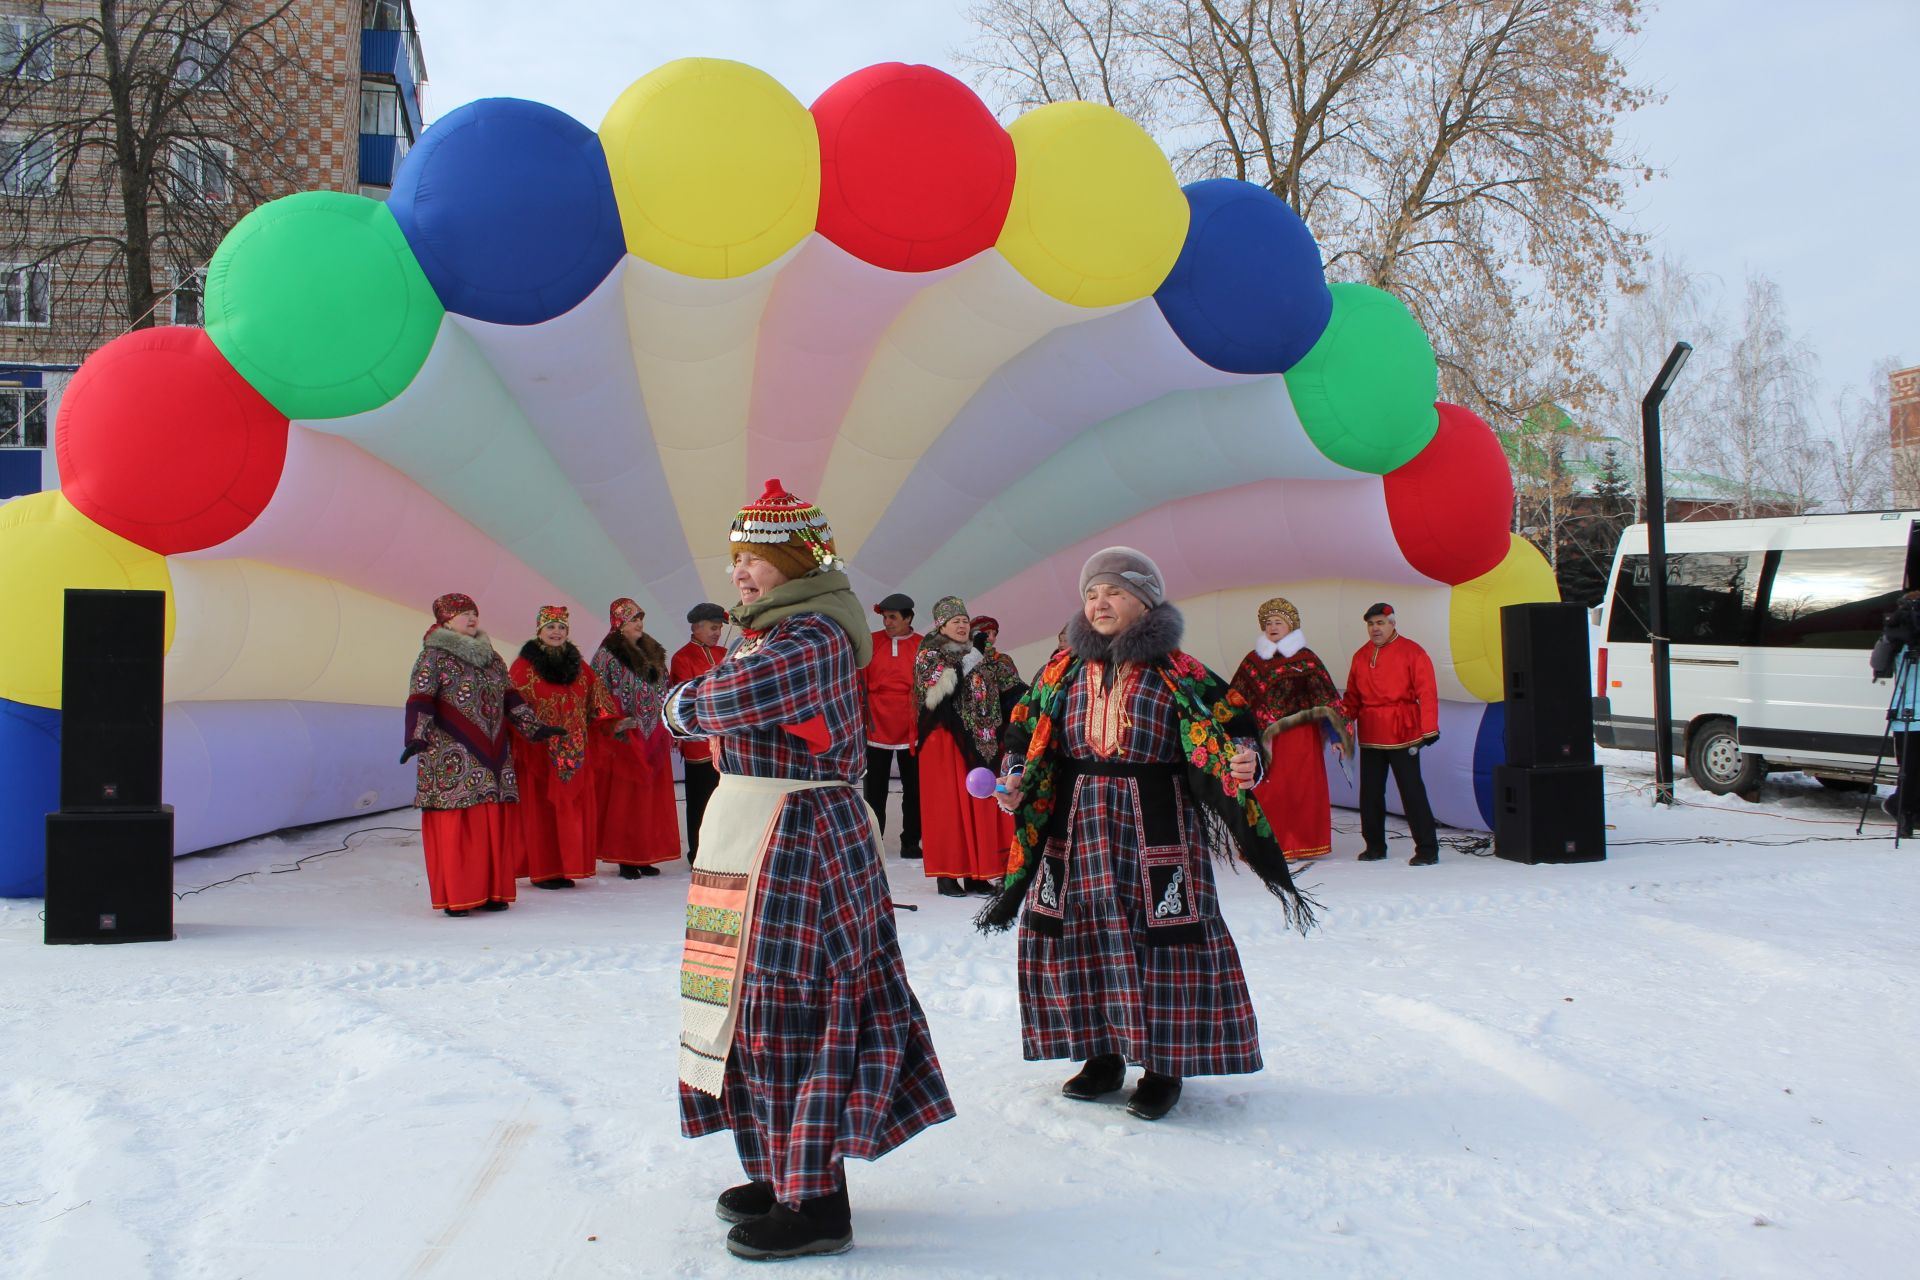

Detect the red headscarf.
[
  {"left": 608, "top": 597, "right": 643, "bottom": 630},
  {"left": 425, "top": 592, "right": 477, "bottom": 640}
]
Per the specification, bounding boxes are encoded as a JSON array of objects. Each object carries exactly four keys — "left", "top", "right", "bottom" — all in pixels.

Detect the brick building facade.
[
  {"left": 1892, "top": 365, "right": 1920, "bottom": 508},
  {"left": 1, "top": 1, "right": 423, "bottom": 491}
]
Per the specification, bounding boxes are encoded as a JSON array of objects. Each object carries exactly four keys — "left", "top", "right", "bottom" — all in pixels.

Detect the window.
[
  {"left": 1607, "top": 551, "right": 1763, "bottom": 646},
  {"left": 1758, "top": 547, "right": 1904, "bottom": 650},
  {"left": 0, "top": 386, "right": 48, "bottom": 448},
  {"left": 170, "top": 141, "right": 231, "bottom": 203},
  {"left": 2, "top": 17, "right": 54, "bottom": 79},
  {"left": 170, "top": 267, "right": 205, "bottom": 326},
  {"left": 175, "top": 28, "right": 230, "bottom": 90},
  {"left": 365, "top": 0, "right": 406, "bottom": 32},
  {"left": 0, "top": 131, "right": 56, "bottom": 196},
  {"left": 360, "top": 83, "right": 402, "bottom": 135},
  {"left": 1, "top": 263, "right": 50, "bottom": 325}
]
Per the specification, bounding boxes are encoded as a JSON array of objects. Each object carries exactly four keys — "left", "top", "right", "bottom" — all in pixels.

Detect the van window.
[
  {"left": 1607, "top": 552, "right": 1762, "bottom": 645},
  {"left": 1758, "top": 547, "right": 1903, "bottom": 649}
]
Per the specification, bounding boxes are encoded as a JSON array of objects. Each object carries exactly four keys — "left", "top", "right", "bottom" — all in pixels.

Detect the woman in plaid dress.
[
  {"left": 982, "top": 547, "right": 1315, "bottom": 1121},
  {"left": 663, "top": 480, "right": 953, "bottom": 1261}
]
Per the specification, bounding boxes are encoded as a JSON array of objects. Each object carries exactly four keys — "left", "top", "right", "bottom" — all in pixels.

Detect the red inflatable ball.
[
  {"left": 812, "top": 63, "right": 1015, "bottom": 272},
  {"left": 1382, "top": 402, "right": 1514, "bottom": 585},
  {"left": 54, "top": 326, "right": 289, "bottom": 555}
]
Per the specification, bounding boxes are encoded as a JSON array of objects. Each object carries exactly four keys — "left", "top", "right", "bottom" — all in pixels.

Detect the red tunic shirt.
[
  {"left": 863, "top": 628, "right": 920, "bottom": 749},
  {"left": 1340, "top": 635, "right": 1440, "bottom": 749},
  {"left": 668, "top": 639, "right": 728, "bottom": 762}
]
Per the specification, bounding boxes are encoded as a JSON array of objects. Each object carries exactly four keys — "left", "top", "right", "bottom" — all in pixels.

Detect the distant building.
[
  {"left": 1, "top": 0, "right": 427, "bottom": 498},
  {"left": 1892, "top": 365, "right": 1920, "bottom": 508}
]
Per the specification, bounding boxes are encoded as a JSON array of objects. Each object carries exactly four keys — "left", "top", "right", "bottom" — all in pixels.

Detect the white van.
[{"left": 1593, "top": 511, "right": 1919, "bottom": 793}]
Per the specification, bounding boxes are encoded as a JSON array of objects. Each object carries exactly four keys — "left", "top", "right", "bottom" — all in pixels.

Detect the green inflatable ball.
[
  {"left": 204, "top": 191, "right": 444, "bottom": 421},
  {"left": 1286, "top": 283, "right": 1439, "bottom": 474}
]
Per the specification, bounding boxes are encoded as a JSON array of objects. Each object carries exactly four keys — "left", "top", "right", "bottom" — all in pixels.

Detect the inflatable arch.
[{"left": 0, "top": 60, "right": 1552, "bottom": 896}]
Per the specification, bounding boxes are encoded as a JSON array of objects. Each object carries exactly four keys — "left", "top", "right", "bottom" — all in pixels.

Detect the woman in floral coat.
[
  {"left": 402, "top": 593, "right": 554, "bottom": 916},
  {"left": 914, "top": 595, "right": 1024, "bottom": 898},
  {"left": 509, "top": 604, "right": 619, "bottom": 889},
  {"left": 1228, "top": 597, "right": 1351, "bottom": 861},
  {"left": 662, "top": 479, "right": 952, "bottom": 1261},
  {"left": 982, "top": 548, "right": 1315, "bottom": 1122},
  {"left": 591, "top": 598, "right": 680, "bottom": 878}
]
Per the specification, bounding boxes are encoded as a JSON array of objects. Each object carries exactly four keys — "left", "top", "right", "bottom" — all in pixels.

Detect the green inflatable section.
[
  {"left": 204, "top": 191, "right": 444, "bottom": 421},
  {"left": 1284, "top": 282, "right": 1438, "bottom": 474}
]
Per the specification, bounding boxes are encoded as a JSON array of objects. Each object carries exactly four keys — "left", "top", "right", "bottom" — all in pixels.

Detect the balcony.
[
  {"left": 359, "top": 133, "right": 404, "bottom": 189},
  {"left": 359, "top": 29, "right": 423, "bottom": 137}
]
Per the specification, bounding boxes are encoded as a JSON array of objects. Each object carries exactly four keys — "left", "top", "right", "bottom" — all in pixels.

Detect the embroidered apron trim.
[
  {"left": 1023, "top": 759, "right": 1201, "bottom": 946},
  {"left": 677, "top": 772, "right": 866, "bottom": 1096}
]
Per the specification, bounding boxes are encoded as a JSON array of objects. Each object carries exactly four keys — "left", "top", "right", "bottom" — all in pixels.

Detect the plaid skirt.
[
  {"left": 679, "top": 784, "right": 954, "bottom": 1204},
  {"left": 1018, "top": 772, "right": 1263, "bottom": 1078}
]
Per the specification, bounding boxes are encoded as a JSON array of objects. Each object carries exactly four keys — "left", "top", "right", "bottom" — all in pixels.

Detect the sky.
[{"left": 408, "top": 0, "right": 1919, "bottom": 410}]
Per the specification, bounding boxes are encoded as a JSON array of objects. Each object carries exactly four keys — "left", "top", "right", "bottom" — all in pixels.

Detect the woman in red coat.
[
  {"left": 592, "top": 598, "right": 681, "bottom": 878},
  {"left": 913, "top": 595, "right": 1022, "bottom": 898},
  {"left": 510, "top": 604, "right": 619, "bottom": 888},
  {"left": 1228, "top": 597, "right": 1350, "bottom": 861}
]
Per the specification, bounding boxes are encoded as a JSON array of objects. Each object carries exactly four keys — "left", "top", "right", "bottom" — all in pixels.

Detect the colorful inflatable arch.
[{"left": 0, "top": 60, "right": 1551, "bottom": 896}]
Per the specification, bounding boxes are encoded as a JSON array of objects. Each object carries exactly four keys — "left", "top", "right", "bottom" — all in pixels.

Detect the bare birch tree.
[{"left": 1693, "top": 272, "right": 1818, "bottom": 518}]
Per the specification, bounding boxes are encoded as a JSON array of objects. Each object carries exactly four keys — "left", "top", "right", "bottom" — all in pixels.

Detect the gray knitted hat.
[{"left": 1079, "top": 545, "right": 1166, "bottom": 609}]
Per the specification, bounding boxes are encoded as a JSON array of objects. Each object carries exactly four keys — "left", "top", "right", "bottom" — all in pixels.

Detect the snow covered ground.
[{"left": 4, "top": 749, "right": 1917, "bottom": 1278}]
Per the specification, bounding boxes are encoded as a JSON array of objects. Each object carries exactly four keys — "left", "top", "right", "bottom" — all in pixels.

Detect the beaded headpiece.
[
  {"left": 1257, "top": 597, "right": 1300, "bottom": 631},
  {"left": 729, "top": 478, "right": 839, "bottom": 571}
]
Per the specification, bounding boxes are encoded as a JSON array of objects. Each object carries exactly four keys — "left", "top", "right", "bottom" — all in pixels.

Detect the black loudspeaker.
[
  {"left": 60, "top": 588, "right": 165, "bottom": 810},
  {"left": 1492, "top": 765, "right": 1605, "bottom": 864},
  {"left": 44, "top": 807, "right": 175, "bottom": 943},
  {"left": 1501, "top": 602, "right": 1595, "bottom": 767}
]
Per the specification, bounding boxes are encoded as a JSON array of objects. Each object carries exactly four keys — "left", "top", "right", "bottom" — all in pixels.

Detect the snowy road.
[{"left": 4, "top": 752, "right": 1916, "bottom": 1278}]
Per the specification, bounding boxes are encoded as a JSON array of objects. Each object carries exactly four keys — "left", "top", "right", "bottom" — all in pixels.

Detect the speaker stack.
[
  {"left": 1494, "top": 603, "right": 1606, "bottom": 864},
  {"left": 43, "top": 589, "right": 175, "bottom": 944}
]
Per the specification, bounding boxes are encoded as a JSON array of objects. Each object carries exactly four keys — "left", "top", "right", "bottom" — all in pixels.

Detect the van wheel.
[{"left": 1686, "top": 718, "right": 1764, "bottom": 795}]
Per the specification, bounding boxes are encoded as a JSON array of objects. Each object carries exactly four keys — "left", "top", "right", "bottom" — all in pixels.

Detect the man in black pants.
[
  {"left": 863, "top": 592, "right": 922, "bottom": 859},
  {"left": 1340, "top": 602, "right": 1442, "bottom": 865}
]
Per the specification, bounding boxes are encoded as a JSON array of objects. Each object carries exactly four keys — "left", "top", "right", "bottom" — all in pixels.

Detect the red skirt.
[
  {"left": 421, "top": 803, "right": 516, "bottom": 910},
  {"left": 595, "top": 724, "right": 681, "bottom": 866},
  {"left": 1255, "top": 721, "right": 1332, "bottom": 859},
  {"left": 916, "top": 728, "right": 1014, "bottom": 880},
  {"left": 512, "top": 738, "right": 600, "bottom": 882}
]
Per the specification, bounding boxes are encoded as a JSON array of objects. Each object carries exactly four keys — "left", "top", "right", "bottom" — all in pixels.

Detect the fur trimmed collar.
[
  {"left": 519, "top": 638, "right": 583, "bottom": 685},
  {"left": 599, "top": 629, "right": 667, "bottom": 682},
  {"left": 425, "top": 627, "right": 500, "bottom": 669},
  {"left": 1254, "top": 630, "right": 1307, "bottom": 661},
  {"left": 1067, "top": 602, "right": 1184, "bottom": 668}
]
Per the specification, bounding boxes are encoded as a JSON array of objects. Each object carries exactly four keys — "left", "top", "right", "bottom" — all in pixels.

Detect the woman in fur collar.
[
  {"left": 509, "top": 605, "right": 620, "bottom": 889},
  {"left": 981, "top": 548, "right": 1315, "bottom": 1121},
  {"left": 592, "top": 598, "right": 681, "bottom": 879},
  {"left": 402, "top": 593, "right": 556, "bottom": 916},
  {"left": 1227, "top": 597, "right": 1351, "bottom": 861},
  {"left": 913, "top": 595, "right": 1023, "bottom": 898}
]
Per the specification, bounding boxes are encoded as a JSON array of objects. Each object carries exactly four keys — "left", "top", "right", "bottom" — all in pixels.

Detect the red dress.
[
  {"left": 913, "top": 638, "right": 1019, "bottom": 881},
  {"left": 1229, "top": 639, "right": 1342, "bottom": 860},
  {"left": 510, "top": 642, "right": 618, "bottom": 882},
  {"left": 592, "top": 633, "right": 680, "bottom": 868}
]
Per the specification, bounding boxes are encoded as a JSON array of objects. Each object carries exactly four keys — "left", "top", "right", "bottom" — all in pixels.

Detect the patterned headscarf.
[
  {"left": 729, "top": 478, "right": 839, "bottom": 579},
  {"left": 426, "top": 592, "right": 478, "bottom": 641},
  {"left": 931, "top": 595, "right": 969, "bottom": 628},
  {"left": 608, "top": 597, "right": 643, "bottom": 630},
  {"left": 1257, "top": 597, "right": 1300, "bottom": 632},
  {"left": 970, "top": 615, "right": 1000, "bottom": 635},
  {"left": 535, "top": 604, "right": 570, "bottom": 633}
]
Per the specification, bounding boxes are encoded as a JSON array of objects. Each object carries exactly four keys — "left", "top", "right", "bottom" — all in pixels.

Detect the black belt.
[{"left": 1058, "top": 757, "right": 1182, "bottom": 779}]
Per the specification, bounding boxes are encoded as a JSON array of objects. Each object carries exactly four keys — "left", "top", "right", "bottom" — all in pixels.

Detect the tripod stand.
[{"left": 1858, "top": 647, "right": 1913, "bottom": 845}]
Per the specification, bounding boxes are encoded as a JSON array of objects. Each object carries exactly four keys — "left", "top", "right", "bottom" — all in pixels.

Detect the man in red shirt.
[
  {"left": 1341, "top": 602, "right": 1442, "bottom": 865},
  {"left": 864, "top": 592, "right": 921, "bottom": 859},
  {"left": 669, "top": 602, "right": 729, "bottom": 864}
]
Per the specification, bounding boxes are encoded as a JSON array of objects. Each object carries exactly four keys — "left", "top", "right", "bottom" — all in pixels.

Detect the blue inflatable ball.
[
  {"left": 390, "top": 98, "right": 625, "bottom": 325},
  {"left": 1472, "top": 700, "right": 1506, "bottom": 829},
  {"left": 1154, "top": 178, "right": 1332, "bottom": 375},
  {"left": 0, "top": 699, "right": 60, "bottom": 897}
]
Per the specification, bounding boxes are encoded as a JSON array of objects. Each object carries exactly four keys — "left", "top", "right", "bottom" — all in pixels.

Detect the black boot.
[
  {"left": 964, "top": 877, "right": 997, "bottom": 896},
  {"left": 617, "top": 864, "right": 642, "bottom": 879},
  {"left": 900, "top": 845, "right": 922, "bottom": 860},
  {"left": 1126, "top": 1071, "right": 1183, "bottom": 1121},
  {"left": 725, "top": 1186, "right": 853, "bottom": 1260},
  {"left": 1061, "top": 1053, "right": 1126, "bottom": 1101},
  {"left": 640, "top": 864, "right": 661, "bottom": 877},
  {"left": 714, "top": 1179, "right": 776, "bottom": 1225},
  {"left": 936, "top": 877, "right": 966, "bottom": 897},
  {"left": 480, "top": 900, "right": 510, "bottom": 912},
  {"left": 442, "top": 907, "right": 470, "bottom": 918},
  {"left": 1357, "top": 848, "right": 1387, "bottom": 861},
  {"left": 1408, "top": 849, "right": 1438, "bottom": 866},
  {"left": 533, "top": 877, "right": 576, "bottom": 889}
]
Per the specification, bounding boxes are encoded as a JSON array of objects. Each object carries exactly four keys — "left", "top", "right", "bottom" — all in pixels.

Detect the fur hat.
[
  {"left": 1079, "top": 546, "right": 1165, "bottom": 609},
  {"left": 729, "top": 478, "right": 839, "bottom": 580},
  {"left": 1257, "top": 597, "right": 1300, "bottom": 631},
  {"left": 931, "top": 595, "right": 969, "bottom": 628}
]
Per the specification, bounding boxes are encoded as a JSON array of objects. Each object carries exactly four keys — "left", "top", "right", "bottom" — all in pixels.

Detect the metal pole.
[{"left": 1642, "top": 341, "right": 1693, "bottom": 805}]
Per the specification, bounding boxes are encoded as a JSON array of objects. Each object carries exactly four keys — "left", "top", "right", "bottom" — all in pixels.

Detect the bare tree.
[
  {"left": 0, "top": 1, "right": 310, "bottom": 354},
  {"left": 1694, "top": 272, "right": 1819, "bottom": 518},
  {"left": 1820, "top": 356, "right": 1897, "bottom": 512},
  {"left": 958, "top": 0, "right": 1653, "bottom": 427}
]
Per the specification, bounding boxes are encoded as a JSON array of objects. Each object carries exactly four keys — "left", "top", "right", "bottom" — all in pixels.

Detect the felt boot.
[
  {"left": 936, "top": 877, "right": 967, "bottom": 897},
  {"left": 725, "top": 1187, "right": 852, "bottom": 1260},
  {"left": 618, "top": 864, "right": 642, "bottom": 880},
  {"left": 1061, "top": 1053, "right": 1126, "bottom": 1101},
  {"left": 1126, "top": 1072, "right": 1183, "bottom": 1121},
  {"left": 714, "top": 1180, "right": 777, "bottom": 1225}
]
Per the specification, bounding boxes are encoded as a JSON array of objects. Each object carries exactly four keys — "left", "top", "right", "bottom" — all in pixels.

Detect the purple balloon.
[{"left": 965, "top": 767, "right": 998, "bottom": 799}]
